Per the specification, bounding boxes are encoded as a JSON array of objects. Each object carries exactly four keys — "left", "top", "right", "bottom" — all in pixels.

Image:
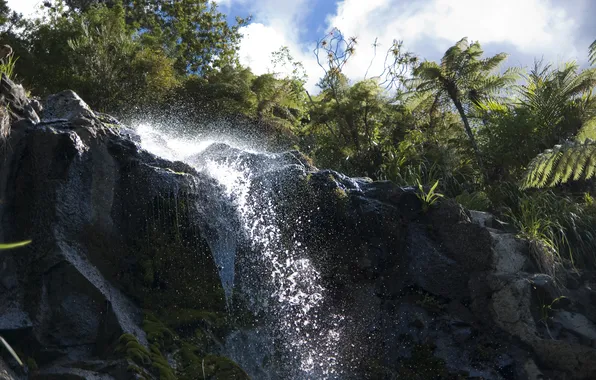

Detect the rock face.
[
  {"left": 1, "top": 80, "right": 596, "bottom": 379},
  {"left": 0, "top": 88, "right": 233, "bottom": 379}
]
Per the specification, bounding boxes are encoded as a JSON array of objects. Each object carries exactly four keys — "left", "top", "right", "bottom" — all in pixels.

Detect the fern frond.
[
  {"left": 521, "top": 140, "right": 596, "bottom": 189},
  {"left": 549, "top": 144, "right": 577, "bottom": 186}
]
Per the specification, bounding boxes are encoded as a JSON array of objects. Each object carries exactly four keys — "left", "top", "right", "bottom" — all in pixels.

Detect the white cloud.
[
  {"left": 238, "top": 23, "right": 323, "bottom": 92},
  {"left": 234, "top": 0, "right": 325, "bottom": 92},
  {"left": 326, "top": 0, "right": 585, "bottom": 81},
  {"left": 235, "top": 0, "right": 589, "bottom": 94},
  {"left": 7, "top": 0, "right": 43, "bottom": 16}
]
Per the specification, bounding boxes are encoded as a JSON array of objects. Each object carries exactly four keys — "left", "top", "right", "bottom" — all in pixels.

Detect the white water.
[{"left": 135, "top": 123, "right": 344, "bottom": 379}]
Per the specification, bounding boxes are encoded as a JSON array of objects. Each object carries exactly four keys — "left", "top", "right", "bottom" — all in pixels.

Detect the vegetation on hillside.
[{"left": 1, "top": 0, "right": 595, "bottom": 274}]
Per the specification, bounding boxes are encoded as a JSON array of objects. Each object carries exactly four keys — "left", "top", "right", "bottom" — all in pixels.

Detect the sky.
[{"left": 8, "top": 0, "right": 596, "bottom": 92}]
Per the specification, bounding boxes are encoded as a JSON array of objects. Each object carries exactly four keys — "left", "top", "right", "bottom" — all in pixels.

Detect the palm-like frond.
[
  {"left": 521, "top": 140, "right": 596, "bottom": 189},
  {"left": 517, "top": 61, "right": 596, "bottom": 145}
]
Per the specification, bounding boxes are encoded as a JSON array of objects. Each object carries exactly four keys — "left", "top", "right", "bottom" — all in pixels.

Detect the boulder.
[
  {"left": 0, "top": 74, "right": 39, "bottom": 124},
  {"left": 41, "top": 90, "right": 96, "bottom": 122}
]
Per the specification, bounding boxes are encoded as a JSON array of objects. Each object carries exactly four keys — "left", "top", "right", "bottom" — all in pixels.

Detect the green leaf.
[
  {"left": 0, "top": 240, "right": 31, "bottom": 250},
  {"left": 0, "top": 336, "right": 23, "bottom": 366}
]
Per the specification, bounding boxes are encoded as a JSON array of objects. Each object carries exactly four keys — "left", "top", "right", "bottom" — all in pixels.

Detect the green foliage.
[
  {"left": 115, "top": 333, "right": 177, "bottom": 380},
  {"left": 416, "top": 180, "right": 444, "bottom": 213},
  {"left": 521, "top": 140, "right": 596, "bottom": 189},
  {"left": 305, "top": 78, "right": 396, "bottom": 177},
  {"left": 537, "top": 295, "right": 569, "bottom": 323},
  {"left": 408, "top": 37, "right": 519, "bottom": 176},
  {"left": 503, "top": 191, "right": 596, "bottom": 272},
  {"left": 455, "top": 190, "right": 492, "bottom": 211},
  {"left": 0, "top": 240, "right": 31, "bottom": 249},
  {"left": 10, "top": 1, "right": 180, "bottom": 112},
  {"left": 143, "top": 313, "right": 176, "bottom": 351},
  {"left": 0, "top": 54, "right": 17, "bottom": 79},
  {"left": 517, "top": 62, "right": 596, "bottom": 145},
  {"left": 115, "top": 333, "right": 151, "bottom": 366},
  {"left": 123, "top": 0, "right": 247, "bottom": 74}
]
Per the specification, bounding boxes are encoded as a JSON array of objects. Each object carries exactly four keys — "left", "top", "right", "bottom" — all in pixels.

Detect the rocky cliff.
[{"left": 0, "top": 74, "right": 596, "bottom": 379}]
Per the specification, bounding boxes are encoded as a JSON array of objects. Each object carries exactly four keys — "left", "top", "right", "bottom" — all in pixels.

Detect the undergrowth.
[
  {"left": 496, "top": 187, "right": 596, "bottom": 275},
  {"left": 0, "top": 55, "right": 18, "bottom": 79}
]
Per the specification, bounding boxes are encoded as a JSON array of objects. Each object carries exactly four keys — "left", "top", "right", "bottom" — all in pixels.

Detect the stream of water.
[{"left": 135, "top": 123, "right": 345, "bottom": 379}]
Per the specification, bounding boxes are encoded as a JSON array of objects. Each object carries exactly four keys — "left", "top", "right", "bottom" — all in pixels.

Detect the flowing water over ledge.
[{"left": 135, "top": 123, "right": 346, "bottom": 379}]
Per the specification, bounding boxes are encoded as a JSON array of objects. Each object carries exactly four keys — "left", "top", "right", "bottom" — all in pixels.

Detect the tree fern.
[{"left": 521, "top": 140, "right": 596, "bottom": 189}]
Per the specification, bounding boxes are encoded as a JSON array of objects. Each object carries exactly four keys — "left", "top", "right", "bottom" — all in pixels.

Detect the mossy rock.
[
  {"left": 177, "top": 345, "right": 248, "bottom": 380},
  {"left": 115, "top": 334, "right": 152, "bottom": 367},
  {"left": 144, "top": 312, "right": 177, "bottom": 350},
  {"left": 115, "top": 333, "right": 177, "bottom": 380}
]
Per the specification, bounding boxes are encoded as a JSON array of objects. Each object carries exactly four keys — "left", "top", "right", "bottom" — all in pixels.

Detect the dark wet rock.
[
  {"left": 0, "top": 91, "right": 227, "bottom": 378},
  {"left": 0, "top": 358, "right": 21, "bottom": 380},
  {"left": 0, "top": 74, "right": 40, "bottom": 124},
  {"left": 405, "top": 224, "right": 469, "bottom": 299},
  {"left": 41, "top": 90, "right": 96, "bottom": 122},
  {"left": 2, "top": 86, "right": 596, "bottom": 379}
]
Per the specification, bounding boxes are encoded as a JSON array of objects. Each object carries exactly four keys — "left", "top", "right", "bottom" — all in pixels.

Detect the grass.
[
  {"left": 455, "top": 190, "right": 492, "bottom": 211},
  {"left": 0, "top": 55, "right": 18, "bottom": 80},
  {"left": 501, "top": 189, "right": 596, "bottom": 276}
]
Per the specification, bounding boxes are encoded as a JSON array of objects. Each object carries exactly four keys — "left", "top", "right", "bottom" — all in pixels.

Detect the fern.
[{"left": 521, "top": 140, "right": 596, "bottom": 189}]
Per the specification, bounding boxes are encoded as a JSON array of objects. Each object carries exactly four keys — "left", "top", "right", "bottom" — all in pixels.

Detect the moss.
[
  {"left": 149, "top": 344, "right": 176, "bottom": 380},
  {"left": 176, "top": 344, "right": 248, "bottom": 380},
  {"left": 143, "top": 312, "right": 176, "bottom": 350},
  {"left": 333, "top": 186, "right": 348, "bottom": 200},
  {"left": 115, "top": 333, "right": 177, "bottom": 380},
  {"left": 115, "top": 334, "right": 151, "bottom": 367}
]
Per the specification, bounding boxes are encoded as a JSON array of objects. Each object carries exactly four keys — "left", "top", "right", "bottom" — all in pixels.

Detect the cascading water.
[{"left": 135, "top": 124, "right": 346, "bottom": 379}]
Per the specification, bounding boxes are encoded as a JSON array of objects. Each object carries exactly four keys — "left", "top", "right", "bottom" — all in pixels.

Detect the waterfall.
[{"left": 135, "top": 124, "right": 345, "bottom": 379}]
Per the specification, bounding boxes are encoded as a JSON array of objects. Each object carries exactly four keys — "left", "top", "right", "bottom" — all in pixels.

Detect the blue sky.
[
  {"left": 8, "top": 0, "right": 596, "bottom": 92},
  {"left": 215, "top": 0, "right": 595, "bottom": 91}
]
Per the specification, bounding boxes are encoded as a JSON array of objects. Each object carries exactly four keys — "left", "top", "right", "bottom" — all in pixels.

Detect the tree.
[
  {"left": 0, "top": 0, "right": 9, "bottom": 26},
  {"left": 122, "top": 0, "right": 247, "bottom": 74},
  {"left": 13, "top": 1, "right": 178, "bottom": 112},
  {"left": 50, "top": 0, "right": 247, "bottom": 75},
  {"left": 515, "top": 62, "right": 596, "bottom": 189},
  {"left": 517, "top": 61, "right": 596, "bottom": 147},
  {"left": 409, "top": 37, "right": 518, "bottom": 176}
]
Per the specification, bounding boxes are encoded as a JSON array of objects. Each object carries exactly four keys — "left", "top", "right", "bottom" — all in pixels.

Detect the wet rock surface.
[{"left": 1, "top": 79, "right": 596, "bottom": 379}]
